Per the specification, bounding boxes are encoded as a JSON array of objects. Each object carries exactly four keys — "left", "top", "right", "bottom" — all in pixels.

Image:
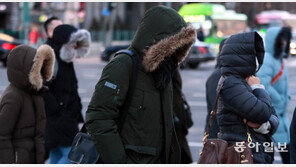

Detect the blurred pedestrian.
[
  {"left": 42, "top": 16, "right": 63, "bottom": 161},
  {"left": 85, "top": 6, "right": 196, "bottom": 164},
  {"left": 290, "top": 107, "right": 296, "bottom": 163},
  {"left": 257, "top": 26, "right": 292, "bottom": 164},
  {"left": 29, "top": 26, "right": 40, "bottom": 45},
  {"left": 204, "top": 38, "right": 226, "bottom": 139},
  {"left": 44, "top": 16, "right": 63, "bottom": 40},
  {"left": 217, "top": 32, "right": 279, "bottom": 164},
  {"left": 43, "top": 24, "right": 91, "bottom": 164},
  {"left": 0, "top": 44, "right": 55, "bottom": 163},
  {"left": 197, "top": 27, "right": 204, "bottom": 42},
  {"left": 172, "top": 69, "right": 193, "bottom": 163}
]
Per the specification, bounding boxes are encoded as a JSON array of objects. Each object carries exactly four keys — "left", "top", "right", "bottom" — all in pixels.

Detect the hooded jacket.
[
  {"left": 0, "top": 44, "right": 55, "bottom": 163},
  {"left": 43, "top": 24, "right": 91, "bottom": 148},
  {"left": 257, "top": 27, "right": 290, "bottom": 144},
  {"left": 85, "top": 6, "right": 196, "bottom": 164},
  {"left": 217, "top": 32, "right": 279, "bottom": 164}
]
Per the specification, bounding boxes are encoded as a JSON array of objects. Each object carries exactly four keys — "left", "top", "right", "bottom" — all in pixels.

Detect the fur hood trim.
[
  {"left": 29, "top": 44, "right": 55, "bottom": 90},
  {"left": 60, "top": 29, "right": 91, "bottom": 63},
  {"left": 143, "top": 26, "right": 196, "bottom": 72}
]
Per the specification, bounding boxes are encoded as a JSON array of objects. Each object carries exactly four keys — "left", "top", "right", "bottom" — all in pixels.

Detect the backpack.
[{"left": 68, "top": 49, "right": 138, "bottom": 164}]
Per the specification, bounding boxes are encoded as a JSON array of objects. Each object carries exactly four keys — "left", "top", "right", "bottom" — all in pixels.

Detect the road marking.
[
  {"left": 0, "top": 86, "right": 5, "bottom": 91},
  {"left": 83, "top": 73, "right": 99, "bottom": 80},
  {"left": 192, "top": 92, "right": 205, "bottom": 98},
  {"left": 188, "top": 141, "right": 203, "bottom": 147},
  {"left": 82, "top": 97, "right": 91, "bottom": 103},
  {"left": 78, "top": 88, "right": 87, "bottom": 94},
  {"left": 188, "top": 101, "right": 207, "bottom": 107}
]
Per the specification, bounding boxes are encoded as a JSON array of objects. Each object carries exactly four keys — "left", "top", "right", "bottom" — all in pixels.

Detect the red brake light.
[
  {"left": 2, "top": 43, "right": 17, "bottom": 51},
  {"left": 197, "top": 46, "right": 207, "bottom": 54}
]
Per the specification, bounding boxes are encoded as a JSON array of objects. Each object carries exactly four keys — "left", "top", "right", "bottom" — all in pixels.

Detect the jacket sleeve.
[
  {"left": 268, "top": 114, "right": 279, "bottom": 135},
  {"left": 85, "top": 54, "right": 132, "bottom": 163},
  {"left": 0, "top": 91, "right": 21, "bottom": 163},
  {"left": 221, "top": 76, "right": 272, "bottom": 124}
]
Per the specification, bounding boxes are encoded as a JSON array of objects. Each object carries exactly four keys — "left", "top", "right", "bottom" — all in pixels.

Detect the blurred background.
[
  {"left": 1, "top": 2, "right": 296, "bottom": 164},
  {"left": 2, "top": 2, "right": 296, "bottom": 67}
]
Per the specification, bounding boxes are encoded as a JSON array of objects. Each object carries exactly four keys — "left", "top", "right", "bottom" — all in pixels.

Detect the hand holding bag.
[{"left": 67, "top": 125, "right": 100, "bottom": 164}]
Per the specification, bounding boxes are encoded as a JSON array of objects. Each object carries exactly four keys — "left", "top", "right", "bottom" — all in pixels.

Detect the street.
[{"left": 1, "top": 55, "right": 296, "bottom": 164}]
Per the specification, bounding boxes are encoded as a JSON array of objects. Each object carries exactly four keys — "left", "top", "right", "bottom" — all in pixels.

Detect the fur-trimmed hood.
[
  {"left": 46, "top": 24, "right": 91, "bottom": 63},
  {"left": 265, "top": 26, "right": 292, "bottom": 59},
  {"left": 60, "top": 29, "right": 91, "bottom": 63},
  {"left": 6, "top": 44, "right": 55, "bottom": 91},
  {"left": 131, "top": 6, "right": 196, "bottom": 72}
]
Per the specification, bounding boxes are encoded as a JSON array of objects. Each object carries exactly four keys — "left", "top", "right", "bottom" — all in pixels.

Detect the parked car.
[
  {"left": 101, "top": 44, "right": 130, "bottom": 62},
  {"left": 180, "top": 40, "right": 215, "bottom": 69},
  {"left": 0, "top": 33, "right": 21, "bottom": 66}
]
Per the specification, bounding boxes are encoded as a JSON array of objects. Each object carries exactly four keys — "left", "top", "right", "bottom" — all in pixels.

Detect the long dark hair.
[{"left": 274, "top": 26, "right": 292, "bottom": 59}]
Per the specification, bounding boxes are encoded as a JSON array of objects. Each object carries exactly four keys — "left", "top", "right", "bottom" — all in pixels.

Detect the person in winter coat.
[
  {"left": 29, "top": 26, "right": 40, "bottom": 45},
  {"left": 0, "top": 44, "right": 55, "bottom": 163},
  {"left": 217, "top": 32, "right": 279, "bottom": 164},
  {"left": 43, "top": 24, "right": 91, "bottom": 164},
  {"left": 290, "top": 107, "right": 296, "bottom": 163},
  {"left": 205, "top": 38, "right": 226, "bottom": 139},
  {"left": 85, "top": 6, "right": 196, "bottom": 164},
  {"left": 44, "top": 16, "right": 62, "bottom": 39},
  {"left": 197, "top": 27, "right": 205, "bottom": 42},
  {"left": 172, "top": 69, "right": 193, "bottom": 163},
  {"left": 257, "top": 27, "right": 292, "bottom": 164}
]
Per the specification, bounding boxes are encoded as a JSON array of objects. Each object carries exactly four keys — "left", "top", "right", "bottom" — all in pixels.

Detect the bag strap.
[
  {"left": 80, "top": 49, "right": 138, "bottom": 134},
  {"left": 203, "top": 76, "right": 252, "bottom": 143},
  {"left": 116, "top": 49, "right": 138, "bottom": 133},
  {"left": 271, "top": 61, "right": 284, "bottom": 85}
]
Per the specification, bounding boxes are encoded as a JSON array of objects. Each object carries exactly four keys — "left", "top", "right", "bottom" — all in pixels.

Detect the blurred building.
[
  {"left": 0, "top": 3, "right": 20, "bottom": 31},
  {"left": 3, "top": 2, "right": 296, "bottom": 41},
  {"left": 83, "top": 2, "right": 184, "bottom": 31},
  {"left": 221, "top": 2, "right": 296, "bottom": 28}
]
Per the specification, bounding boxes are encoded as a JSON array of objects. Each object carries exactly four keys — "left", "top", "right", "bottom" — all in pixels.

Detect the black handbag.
[
  {"left": 68, "top": 125, "right": 100, "bottom": 164},
  {"left": 67, "top": 49, "right": 138, "bottom": 164}
]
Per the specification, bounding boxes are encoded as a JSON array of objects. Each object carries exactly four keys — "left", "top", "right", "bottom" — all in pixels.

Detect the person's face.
[{"left": 47, "top": 20, "right": 63, "bottom": 38}]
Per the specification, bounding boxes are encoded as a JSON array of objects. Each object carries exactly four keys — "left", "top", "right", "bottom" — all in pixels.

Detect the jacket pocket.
[{"left": 124, "top": 145, "right": 156, "bottom": 163}]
